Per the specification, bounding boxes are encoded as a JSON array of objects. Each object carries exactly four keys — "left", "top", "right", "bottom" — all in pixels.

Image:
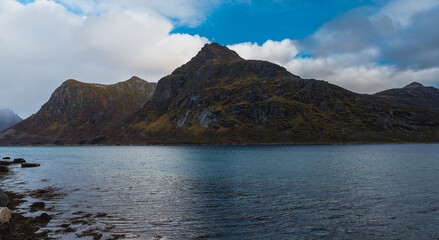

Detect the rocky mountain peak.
[
  {"left": 117, "top": 76, "right": 155, "bottom": 89},
  {"left": 404, "top": 82, "right": 424, "bottom": 89},
  {"left": 375, "top": 82, "right": 439, "bottom": 111},
  {"left": 196, "top": 43, "right": 242, "bottom": 62},
  {"left": 61, "top": 79, "right": 83, "bottom": 87},
  {"left": 171, "top": 43, "right": 243, "bottom": 75},
  {"left": 126, "top": 76, "right": 145, "bottom": 83}
]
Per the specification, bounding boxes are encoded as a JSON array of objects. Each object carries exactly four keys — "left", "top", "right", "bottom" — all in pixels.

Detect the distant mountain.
[
  {"left": 119, "top": 43, "right": 439, "bottom": 144},
  {"left": 375, "top": 82, "right": 439, "bottom": 111},
  {"left": 1, "top": 77, "right": 156, "bottom": 145},
  {"left": 2, "top": 43, "right": 439, "bottom": 145},
  {"left": 0, "top": 109, "right": 22, "bottom": 131}
]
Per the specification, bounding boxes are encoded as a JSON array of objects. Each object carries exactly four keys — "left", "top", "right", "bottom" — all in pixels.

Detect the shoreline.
[
  {"left": 0, "top": 158, "right": 122, "bottom": 240},
  {"left": 0, "top": 169, "right": 54, "bottom": 239}
]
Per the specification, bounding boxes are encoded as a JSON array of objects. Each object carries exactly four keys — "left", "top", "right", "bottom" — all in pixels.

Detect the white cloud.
[
  {"left": 55, "top": 0, "right": 223, "bottom": 26},
  {"left": 286, "top": 56, "right": 439, "bottom": 94},
  {"left": 79, "top": 9, "right": 208, "bottom": 73},
  {"left": 0, "top": 0, "right": 208, "bottom": 118},
  {"left": 228, "top": 39, "right": 299, "bottom": 65},
  {"left": 377, "top": 0, "right": 439, "bottom": 26}
]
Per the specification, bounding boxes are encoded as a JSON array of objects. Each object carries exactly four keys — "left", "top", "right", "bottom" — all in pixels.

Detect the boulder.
[
  {"left": 0, "top": 190, "right": 10, "bottom": 207},
  {"left": 0, "top": 207, "right": 11, "bottom": 224},
  {"left": 13, "top": 158, "right": 26, "bottom": 164},
  {"left": 21, "top": 163, "right": 40, "bottom": 168},
  {"left": 30, "top": 202, "right": 45, "bottom": 212},
  {"left": 0, "top": 161, "right": 12, "bottom": 166},
  {"left": 0, "top": 166, "right": 8, "bottom": 172},
  {"left": 38, "top": 212, "right": 52, "bottom": 222},
  {"left": 2, "top": 157, "right": 10, "bottom": 160}
]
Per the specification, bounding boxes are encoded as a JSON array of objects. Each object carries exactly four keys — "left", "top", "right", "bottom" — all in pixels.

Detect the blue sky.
[
  {"left": 17, "top": 0, "right": 383, "bottom": 45},
  {"left": 173, "top": 0, "right": 381, "bottom": 45},
  {"left": 2, "top": 0, "right": 439, "bottom": 117}
]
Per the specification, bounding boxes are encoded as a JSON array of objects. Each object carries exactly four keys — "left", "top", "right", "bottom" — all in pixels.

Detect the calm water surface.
[{"left": 1, "top": 145, "right": 439, "bottom": 239}]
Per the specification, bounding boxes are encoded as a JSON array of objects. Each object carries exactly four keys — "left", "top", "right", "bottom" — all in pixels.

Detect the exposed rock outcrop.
[{"left": 1, "top": 77, "right": 156, "bottom": 145}]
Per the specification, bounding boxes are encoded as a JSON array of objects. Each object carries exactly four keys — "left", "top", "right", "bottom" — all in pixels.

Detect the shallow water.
[{"left": 1, "top": 144, "right": 439, "bottom": 239}]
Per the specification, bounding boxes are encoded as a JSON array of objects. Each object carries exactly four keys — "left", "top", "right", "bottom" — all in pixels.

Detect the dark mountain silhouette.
[{"left": 375, "top": 82, "right": 439, "bottom": 111}]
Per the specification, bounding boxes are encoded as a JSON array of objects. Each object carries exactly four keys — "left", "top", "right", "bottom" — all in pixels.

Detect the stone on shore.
[
  {"left": 13, "top": 158, "right": 26, "bottom": 164},
  {"left": 0, "top": 161, "right": 12, "bottom": 166},
  {"left": 2, "top": 157, "right": 10, "bottom": 160},
  {"left": 30, "top": 202, "right": 45, "bottom": 212},
  {"left": 39, "top": 212, "right": 52, "bottom": 222},
  {"left": 0, "top": 166, "right": 9, "bottom": 172},
  {"left": 0, "top": 190, "right": 10, "bottom": 207},
  {"left": 0, "top": 207, "right": 11, "bottom": 224},
  {"left": 21, "top": 163, "right": 40, "bottom": 168}
]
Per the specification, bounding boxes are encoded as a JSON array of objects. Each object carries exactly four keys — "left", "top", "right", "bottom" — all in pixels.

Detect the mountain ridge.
[
  {"left": 119, "top": 43, "right": 439, "bottom": 144},
  {"left": 2, "top": 43, "right": 439, "bottom": 145},
  {"left": 375, "top": 82, "right": 439, "bottom": 111}
]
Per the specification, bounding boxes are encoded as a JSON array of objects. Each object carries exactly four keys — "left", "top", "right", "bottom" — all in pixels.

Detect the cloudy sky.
[{"left": 1, "top": 0, "right": 438, "bottom": 118}]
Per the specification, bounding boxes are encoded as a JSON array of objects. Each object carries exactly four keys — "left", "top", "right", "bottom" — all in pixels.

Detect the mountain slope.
[
  {"left": 375, "top": 82, "right": 439, "bottom": 111},
  {"left": 0, "top": 109, "right": 22, "bottom": 131},
  {"left": 121, "top": 43, "right": 439, "bottom": 144},
  {"left": 2, "top": 43, "right": 439, "bottom": 145},
  {"left": 1, "top": 76, "right": 156, "bottom": 145}
]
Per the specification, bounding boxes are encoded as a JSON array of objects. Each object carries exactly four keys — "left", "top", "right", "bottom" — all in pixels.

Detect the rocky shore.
[
  {"left": 0, "top": 188, "right": 53, "bottom": 239},
  {"left": 0, "top": 156, "right": 122, "bottom": 240}
]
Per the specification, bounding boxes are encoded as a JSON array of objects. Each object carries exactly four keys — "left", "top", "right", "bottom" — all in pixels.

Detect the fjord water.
[{"left": 1, "top": 145, "right": 439, "bottom": 239}]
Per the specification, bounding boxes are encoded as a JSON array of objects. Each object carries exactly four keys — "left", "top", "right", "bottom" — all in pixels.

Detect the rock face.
[
  {"left": 0, "top": 109, "right": 22, "bottom": 132},
  {"left": 121, "top": 43, "right": 439, "bottom": 144},
  {"left": 375, "top": 82, "right": 439, "bottom": 111},
  {"left": 0, "top": 77, "right": 156, "bottom": 145}
]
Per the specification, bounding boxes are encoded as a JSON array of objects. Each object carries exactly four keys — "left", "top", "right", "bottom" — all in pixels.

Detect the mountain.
[
  {"left": 2, "top": 43, "right": 439, "bottom": 145},
  {"left": 374, "top": 82, "right": 439, "bottom": 111},
  {"left": 120, "top": 43, "right": 439, "bottom": 144},
  {"left": 0, "top": 109, "right": 22, "bottom": 131},
  {"left": 0, "top": 77, "right": 156, "bottom": 145}
]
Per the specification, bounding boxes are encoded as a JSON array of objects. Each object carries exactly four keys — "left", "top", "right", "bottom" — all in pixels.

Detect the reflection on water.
[{"left": 1, "top": 145, "right": 439, "bottom": 239}]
